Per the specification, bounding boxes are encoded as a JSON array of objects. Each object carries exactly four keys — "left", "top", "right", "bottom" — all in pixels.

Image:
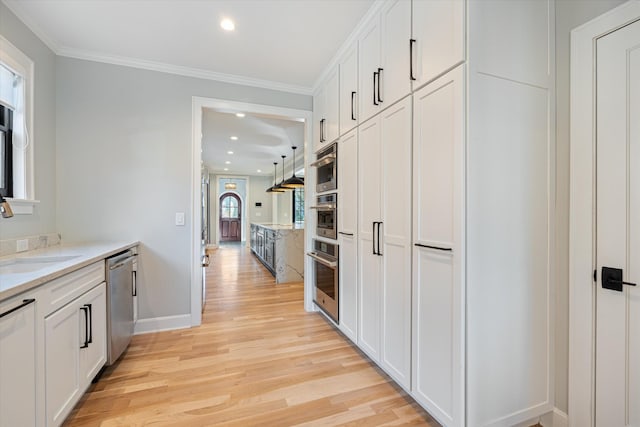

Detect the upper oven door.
[{"left": 312, "top": 144, "right": 337, "bottom": 193}]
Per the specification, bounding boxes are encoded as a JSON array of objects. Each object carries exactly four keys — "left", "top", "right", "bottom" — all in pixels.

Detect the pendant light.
[
  {"left": 282, "top": 146, "right": 305, "bottom": 189},
  {"left": 274, "top": 155, "right": 291, "bottom": 192},
  {"left": 266, "top": 162, "right": 285, "bottom": 193}
]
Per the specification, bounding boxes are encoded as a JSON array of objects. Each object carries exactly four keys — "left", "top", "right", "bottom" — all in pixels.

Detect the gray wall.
[
  {"left": 275, "top": 190, "right": 293, "bottom": 225},
  {"left": 0, "top": 3, "right": 56, "bottom": 239},
  {"left": 55, "top": 57, "right": 310, "bottom": 320},
  {"left": 247, "top": 175, "right": 274, "bottom": 224},
  {"left": 554, "top": 0, "right": 625, "bottom": 413}
]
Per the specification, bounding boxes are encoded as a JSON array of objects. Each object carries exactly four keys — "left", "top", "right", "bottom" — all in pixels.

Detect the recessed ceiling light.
[
  {"left": 227, "top": 151, "right": 234, "bottom": 155},
  {"left": 224, "top": 168, "right": 229, "bottom": 171},
  {"left": 257, "top": 169, "right": 262, "bottom": 173},
  {"left": 230, "top": 136, "right": 238, "bottom": 141},
  {"left": 220, "top": 18, "right": 235, "bottom": 31},
  {"left": 236, "top": 113, "right": 245, "bottom": 118},
  {"left": 225, "top": 160, "right": 231, "bottom": 164}
]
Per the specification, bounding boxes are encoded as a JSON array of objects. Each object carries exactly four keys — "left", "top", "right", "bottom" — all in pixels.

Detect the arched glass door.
[{"left": 219, "top": 193, "right": 241, "bottom": 242}]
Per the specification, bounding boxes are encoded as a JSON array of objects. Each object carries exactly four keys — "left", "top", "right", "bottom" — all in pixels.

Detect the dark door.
[{"left": 219, "top": 193, "right": 241, "bottom": 242}]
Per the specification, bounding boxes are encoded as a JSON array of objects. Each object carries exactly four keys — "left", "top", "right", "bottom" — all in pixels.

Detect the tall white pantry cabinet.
[{"left": 313, "top": 0, "right": 555, "bottom": 426}]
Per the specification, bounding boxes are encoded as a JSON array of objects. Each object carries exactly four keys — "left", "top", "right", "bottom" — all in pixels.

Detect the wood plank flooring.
[{"left": 64, "top": 243, "right": 437, "bottom": 426}]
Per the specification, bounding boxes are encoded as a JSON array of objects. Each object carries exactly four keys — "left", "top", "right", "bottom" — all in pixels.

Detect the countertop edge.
[{"left": 0, "top": 241, "right": 139, "bottom": 302}]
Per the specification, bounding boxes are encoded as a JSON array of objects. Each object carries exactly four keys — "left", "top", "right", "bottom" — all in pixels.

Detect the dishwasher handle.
[{"left": 109, "top": 255, "right": 136, "bottom": 271}]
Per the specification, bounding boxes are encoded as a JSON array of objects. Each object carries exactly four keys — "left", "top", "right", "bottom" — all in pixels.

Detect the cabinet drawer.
[{"left": 43, "top": 261, "right": 105, "bottom": 315}]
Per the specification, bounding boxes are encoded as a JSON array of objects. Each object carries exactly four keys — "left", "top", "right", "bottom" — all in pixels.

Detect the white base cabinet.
[
  {"left": 46, "top": 282, "right": 106, "bottom": 427},
  {"left": 0, "top": 296, "right": 37, "bottom": 427}
]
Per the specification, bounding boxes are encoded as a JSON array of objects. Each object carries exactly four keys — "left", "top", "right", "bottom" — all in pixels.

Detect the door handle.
[
  {"left": 339, "top": 231, "right": 354, "bottom": 236},
  {"left": 132, "top": 270, "right": 137, "bottom": 296},
  {"left": 414, "top": 243, "right": 453, "bottom": 252},
  {"left": 377, "top": 222, "right": 382, "bottom": 256},
  {"left": 377, "top": 68, "right": 384, "bottom": 103},
  {"left": 351, "top": 91, "right": 356, "bottom": 120},
  {"left": 0, "top": 298, "right": 35, "bottom": 319},
  {"left": 372, "top": 221, "right": 377, "bottom": 254},
  {"left": 373, "top": 72, "right": 379, "bottom": 106},
  {"left": 602, "top": 266, "right": 637, "bottom": 292},
  {"left": 85, "top": 303, "right": 93, "bottom": 344},
  {"left": 80, "top": 306, "right": 89, "bottom": 349},
  {"left": 409, "top": 39, "right": 416, "bottom": 81}
]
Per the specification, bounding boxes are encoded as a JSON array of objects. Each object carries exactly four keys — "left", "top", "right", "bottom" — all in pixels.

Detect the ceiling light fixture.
[
  {"left": 224, "top": 168, "right": 229, "bottom": 171},
  {"left": 274, "top": 155, "right": 292, "bottom": 192},
  {"left": 282, "top": 146, "right": 305, "bottom": 189},
  {"left": 266, "top": 162, "right": 285, "bottom": 193},
  {"left": 257, "top": 169, "right": 262, "bottom": 173},
  {"left": 230, "top": 136, "right": 238, "bottom": 141},
  {"left": 225, "top": 160, "right": 231, "bottom": 164},
  {"left": 220, "top": 18, "right": 235, "bottom": 31},
  {"left": 227, "top": 151, "right": 234, "bottom": 155},
  {"left": 236, "top": 113, "right": 245, "bottom": 118}
]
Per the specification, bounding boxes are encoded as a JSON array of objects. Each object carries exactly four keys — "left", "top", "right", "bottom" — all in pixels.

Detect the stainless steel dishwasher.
[{"left": 106, "top": 250, "right": 136, "bottom": 365}]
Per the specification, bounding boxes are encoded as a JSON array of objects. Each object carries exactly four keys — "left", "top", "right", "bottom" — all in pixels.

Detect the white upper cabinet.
[
  {"left": 358, "top": 18, "right": 382, "bottom": 123},
  {"left": 314, "top": 66, "right": 340, "bottom": 152},
  {"left": 339, "top": 42, "right": 359, "bottom": 136},
  {"left": 412, "top": 0, "right": 465, "bottom": 89},
  {"left": 358, "top": 0, "right": 412, "bottom": 124},
  {"left": 380, "top": 0, "right": 412, "bottom": 107}
]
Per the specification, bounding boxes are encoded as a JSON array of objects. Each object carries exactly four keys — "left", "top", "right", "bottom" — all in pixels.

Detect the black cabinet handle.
[
  {"left": 409, "top": 39, "right": 416, "bottom": 81},
  {"left": 377, "top": 68, "right": 384, "bottom": 103},
  {"left": 351, "top": 91, "right": 356, "bottom": 120},
  {"left": 80, "top": 306, "right": 89, "bottom": 349},
  {"left": 339, "top": 231, "right": 354, "bottom": 236},
  {"left": 85, "top": 303, "right": 93, "bottom": 344},
  {"left": 372, "top": 222, "right": 377, "bottom": 254},
  {"left": 602, "top": 266, "right": 637, "bottom": 292},
  {"left": 319, "top": 119, "right": 325, "bottom": 142},
  {"left": 132, "top": 270, "right": 137, "bottom": 296},
  {"left": 373, "top": 72, "right": 379, "bottom": 106},
  {"left": 0, "top": 298, "right": 35, "bottom": 319},
  {"left": 377, "top": 222, "right": 382, "bottom": 256},
  {"left": 414, "top": 243, "right": 453, "bottom": 252}
]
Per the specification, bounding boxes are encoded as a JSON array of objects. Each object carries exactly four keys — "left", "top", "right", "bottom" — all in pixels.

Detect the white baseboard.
[
  {"left": 134, "top": 314, "right": 191, "bottom": 335},
  {"left": 551, "top": 409, "right": 568, "bottom": 427},
  {"left": 519, "top": 408, "right": 568, "bottom": 427}
]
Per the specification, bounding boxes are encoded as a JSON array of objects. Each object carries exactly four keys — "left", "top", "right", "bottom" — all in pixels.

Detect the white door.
[
  {"left": 380, "top": 0, "right": 411, "bottom": 108},
  {"left": 79, "top": 283, "right": 107, "bottom": 385},
  {"left": 313, "top": 90, "right": 324, "bottom": 151},
  {"left": 339, "top": 129, "right": 359, "bottom": 343},
  {"left": 339, "top": 42, "right": 359, "bottom": 136},
  {"left": 595, "top": 19, "right": 640, "bottom": 426},
  {"left": 358, "top": 118, "right": 382, "bottom": 361},
  {"left": 380, "top": 96, "right": 412, "bottom": 390},
  {"left": 324, "top": 67, "right": 340, "bottom": 144},
  {"left": 359, "top": 18, "right": 382, "bottom": 123}
]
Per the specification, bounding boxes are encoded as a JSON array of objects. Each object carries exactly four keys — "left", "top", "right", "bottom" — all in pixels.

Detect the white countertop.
[
  {"left": 0, "top": 241, "right": 139, "bottom": 301},
  {"left": 252, "top": 223, "right": 305, "bottom": 231}
]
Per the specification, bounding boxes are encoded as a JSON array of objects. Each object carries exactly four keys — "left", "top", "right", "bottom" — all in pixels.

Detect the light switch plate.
[
  {"left": 175, "top": 212, "right": 185, "bottom": 226},
  {"left": 16, "top": 239, "right": 29, "bottom": 252}
]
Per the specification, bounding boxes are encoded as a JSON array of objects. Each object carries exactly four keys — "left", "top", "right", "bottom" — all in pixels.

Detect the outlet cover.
[
  {"left": 175, "top": 212, "right": 185, "bottom": 226},
  {"left": 16, "top": 239, "right": 29, "bottom": 252}
]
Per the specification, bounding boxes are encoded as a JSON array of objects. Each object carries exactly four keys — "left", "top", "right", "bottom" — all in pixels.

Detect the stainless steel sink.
[{"left": 0, "top": 255, "right": 81, "bottom": 274}]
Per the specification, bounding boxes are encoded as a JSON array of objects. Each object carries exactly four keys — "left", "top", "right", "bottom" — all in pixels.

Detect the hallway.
[{"left": 64, "top": 244, "right": 435, "bottom": 426}]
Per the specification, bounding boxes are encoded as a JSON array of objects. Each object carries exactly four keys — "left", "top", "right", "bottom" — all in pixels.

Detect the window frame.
[
  {"left": 0, "top": 105, "right": 13, "bottom": 197},
  {"left": 0, "top": 35, "right": 36, "bottom": 213},
  {"left": 292, "top": 187, "right": 305, "bottom": 224}
]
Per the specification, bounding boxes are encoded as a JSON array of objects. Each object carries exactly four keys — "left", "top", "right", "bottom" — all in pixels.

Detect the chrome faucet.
[{"left": 0, "top": 195, "right": 14, "bottom": 218}]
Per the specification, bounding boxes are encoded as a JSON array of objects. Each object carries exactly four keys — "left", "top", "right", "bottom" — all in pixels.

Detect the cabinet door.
[
  {"left": 79, "top": 283, "right": 107, "bottom": 386},
  {"left": 358, "top": 17, "right": 382, "bottom": 123},
  {"left": 380, "top": 96, "right": 413, "bottom": 390},
  {"left": 380, "top": 0, "right": 412, "bottom": 108},
  {"left": 45, "top": 299, "right": 82, "bottom": 427},
  {"left": 324, "top": 67, "right": 340, "bottom": 144},
  {"left": 412, "top": 0, "right": 464, "bottom": 89},
  {"left": 339, "top": 42, "right": 359, "bottom": 136},
  {"left": 357, "top": 118, "right": 382, "bottom": 361},
  {"left": 412, "top": 66, "right": 464, "bottom": 426},
  {"left": 0, "top": 296, "right": 36, "bottom": 427},
  {"left": 338, "top": 129, "right": 358, "bottom": 342}
]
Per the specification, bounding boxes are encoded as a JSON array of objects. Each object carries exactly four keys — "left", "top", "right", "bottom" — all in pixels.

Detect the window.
[
  {"left": 0, "top": 36, "right": 35, "bottom": 212},
  {"left": 0, "top": 104, "right": 13, "bottom": 197},
  {"left": 221, "top": 195, "right": 239, "bottom": 218},
  {"left": 293, "top": 187, "right": 304, "bottom": 224}
]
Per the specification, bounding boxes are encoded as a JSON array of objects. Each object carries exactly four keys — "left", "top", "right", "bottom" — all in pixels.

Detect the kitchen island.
[{"left": 250, "top": 223, "right": 304, "bottom": 284}]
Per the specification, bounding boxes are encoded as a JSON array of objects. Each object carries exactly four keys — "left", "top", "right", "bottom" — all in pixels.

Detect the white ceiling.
[
  {"left": 3, "top": 0, "right": 375, "bottom": 93},
  {"left": 202, "top": 108, "right": 305, "bottom": 178}
]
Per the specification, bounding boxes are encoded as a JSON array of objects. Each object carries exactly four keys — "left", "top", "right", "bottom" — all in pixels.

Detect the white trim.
[
  {"left": 5, "top": 198, "right": 39, "bottom": 215},
  {"left": 133, "top": 314, "right": 191, "bottom": 335},
  {"left": 191, "top": 97, "right": 314, "bottom": 327},
  {"left": 569, "top": 2, "right": 640, "bottom": 427},
  {"left": 58, "top": 47, "right": 313, "bottom": 96}
]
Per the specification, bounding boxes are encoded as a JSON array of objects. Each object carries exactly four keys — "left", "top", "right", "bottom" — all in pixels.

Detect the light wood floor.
[{"left": 64, "top": 244, "right": 437, "bottom": 426}]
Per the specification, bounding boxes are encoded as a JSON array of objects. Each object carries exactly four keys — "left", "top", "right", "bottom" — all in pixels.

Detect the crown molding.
[
  {"left": 57, "top": 47, "right": 314, "bottom": 95},
  {"left": 311, "top": 0, "right": 385, "bottom": 94},
  {"left": 2, "top": 0, "right": 61, "bottom": 53}
]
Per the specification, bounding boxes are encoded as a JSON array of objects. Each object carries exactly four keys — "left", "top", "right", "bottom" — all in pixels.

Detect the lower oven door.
[{"left": 308, "top": 252, "right": 339, "bottom": 322}]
